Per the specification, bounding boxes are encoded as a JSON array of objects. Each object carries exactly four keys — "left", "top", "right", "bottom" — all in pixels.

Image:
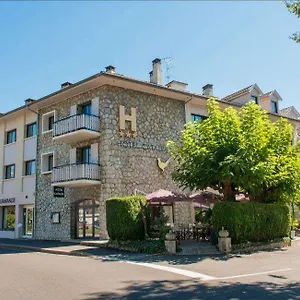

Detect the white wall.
[{"left": 24, "top": 138, "right": 37, "bottom": 161}]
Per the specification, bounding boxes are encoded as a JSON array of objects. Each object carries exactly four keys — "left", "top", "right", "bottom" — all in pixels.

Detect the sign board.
[
  {"left": 0, "top": 198, "right": 15, "bottom": 204},
  {"left": 53, "top": 187, "right": 65, "bottom": 198}
]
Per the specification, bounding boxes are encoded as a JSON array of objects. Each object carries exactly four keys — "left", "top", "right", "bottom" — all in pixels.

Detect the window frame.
[
  {"left": 25, "top": 122, "right": 37, "bottom": 138},
  {"left": 6, "top": 129, "right": 17, "bottom": 145},
  {"left": 78, "top": 146, "right": 91, "bottom": 164},
  {"left": 42, "top": 111, "right": 56, "bottom": 134},
  {"left": 250, "top": 95, "right": 259, "bottom": 104},
  {"left": 41, "top": 152, "right": 55, "bottom": 174},
  {"left": 271, "top": 100, "right": 278, "bottom": 114},
  {"left": 191, "top": 114, "right": 207, "bottom": 122},
  {"left": 78, "top": 101, "right": 92, "bottom": 115},
  {"left": 24, "top": 160, "right": 36, "bottom": 176},
  {"left": 4, "top": 164, "right": 16, "bottom": 180}
]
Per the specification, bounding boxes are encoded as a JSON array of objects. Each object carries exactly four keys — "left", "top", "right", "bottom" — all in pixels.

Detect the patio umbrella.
[
  {"left": 189, "top": 189, "right": 222, "bottom": 208},
  {"left": 146, "top": 189, "right": 188, "bottom": 205}
]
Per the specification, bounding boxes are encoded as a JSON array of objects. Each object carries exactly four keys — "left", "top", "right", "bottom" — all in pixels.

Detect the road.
[{"left": 0, "top": 244, "right": 300, "bottom": 299}]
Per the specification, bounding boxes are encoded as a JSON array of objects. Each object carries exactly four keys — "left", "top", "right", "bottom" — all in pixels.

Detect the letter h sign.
[{"left": 119, "top": 105, "right": 137, "bottom": 132}]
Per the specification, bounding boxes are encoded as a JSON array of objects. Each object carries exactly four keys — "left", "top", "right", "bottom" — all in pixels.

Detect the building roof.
[
  {"left": 280, "top": 106, "right": 300, "bottom": 119},
  {"left": 222, "top": 85, "right": 253, "bottom": 102}
]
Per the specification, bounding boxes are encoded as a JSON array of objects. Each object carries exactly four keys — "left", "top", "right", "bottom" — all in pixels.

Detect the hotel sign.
[
  {"left": 53, "top": 187, "right": 65, "bottom": 198},
  {"left": 0, "top": 198, "right": 15, "bottom": 204}
]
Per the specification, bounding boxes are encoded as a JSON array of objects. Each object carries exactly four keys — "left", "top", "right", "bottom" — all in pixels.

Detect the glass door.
[
  {"left": 23, "top": 207, "right": 34, "bottom": 237},
  {"left": 75, "top": 200, "right": 100, "bottom": 239}
]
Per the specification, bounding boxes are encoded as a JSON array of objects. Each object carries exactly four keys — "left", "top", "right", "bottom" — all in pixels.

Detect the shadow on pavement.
[{"left": 83, "top": 280, "right": 300, "bottom": 300}]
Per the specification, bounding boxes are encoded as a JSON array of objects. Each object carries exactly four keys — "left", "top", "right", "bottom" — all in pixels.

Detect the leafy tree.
[
  {"left": 285, "top": 0, "right": 300, "bottom": 43},
  {"left": 167, "top": 99, "right": 300, "bottom": 202}
]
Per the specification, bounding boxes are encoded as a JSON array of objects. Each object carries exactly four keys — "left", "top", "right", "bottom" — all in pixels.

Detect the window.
[
  {"left": 271, "top": 101, "right": 278, "bottom": 113},
  {"left": 41, "top": 152, "right": 54, "bottom": 174},
  {"left": 2, "top": 206, "right": 15, "bottom": 231},
  {"left": 6, "top": 129, "right": 16, "bottom": 144},
  {"left": 78, "top": 102, "right": 92, "bottom": 115},
  {"left": 4, "top": 164, "right": 15, "bottom": 179},
  {"left": 78, "top": 147, "right": 91, "bottom": 164},
  {"left": 26, "top": 122, "right": 37, "bottom": 138},
  {"left": 25, "top": 160, "right": 36, "bottom": 176},
  {"left": 42, "top": 111, "right": 56, "bottom": 133},
  {"left": 250, "top": 95, "right": 259, "bottom": 104},
  {"left": 191, "top": 114, "right": 207, "bottom": 122}
]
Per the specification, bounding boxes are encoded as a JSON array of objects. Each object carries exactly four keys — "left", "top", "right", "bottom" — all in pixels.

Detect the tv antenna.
[{"left": 162, "top": 57, "right": 175, "bottom": 83}]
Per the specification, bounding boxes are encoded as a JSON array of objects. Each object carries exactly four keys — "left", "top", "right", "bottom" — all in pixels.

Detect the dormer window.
[
  {"left": 250, "top": 95, "right": 258, "bottom": 104},
  {"left": 271, "top": 101, "right": 278, "bottom": 113}
]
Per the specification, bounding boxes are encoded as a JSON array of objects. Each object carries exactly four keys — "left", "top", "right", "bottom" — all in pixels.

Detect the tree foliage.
[
  {"left": 285, "top": 0, "right": 300, "bottom": 43},
  {"left": 167, "top": 99, "right": 300, "bottom": 202}
]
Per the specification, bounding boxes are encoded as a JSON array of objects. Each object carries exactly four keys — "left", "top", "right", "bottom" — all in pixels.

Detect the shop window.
[{"left": 2, "top": 206, "right": 15, "bottom": 231}]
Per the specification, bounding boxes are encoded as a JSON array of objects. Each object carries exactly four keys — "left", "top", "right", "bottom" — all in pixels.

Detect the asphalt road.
[{"left": 0, "top": 244, "right": 300, "bottom": 300}]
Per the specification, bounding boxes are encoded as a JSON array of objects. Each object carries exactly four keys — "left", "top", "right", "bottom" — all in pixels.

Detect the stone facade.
[{"left": 35, "top": 85, "right": 186, "bottom": 240}]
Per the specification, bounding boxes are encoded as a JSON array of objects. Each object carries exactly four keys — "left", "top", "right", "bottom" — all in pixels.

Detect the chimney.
[
  {"left": 25, "top": 98, "right": 35, "bottom": 105},
  {"left": 166, "top": 80, "right": 188, "bottom": 91},
  {"left": 150, "top": 58, "right": 162, "bottom": 85},
  {"left": 105, "top": 65, "right": 116, "bottom": 74},
  {"left": 61, "top": 82, "right": 72, "bottom": 89},
  {"left": 202, "top": 84, "right": 213, "bottom": 97}
]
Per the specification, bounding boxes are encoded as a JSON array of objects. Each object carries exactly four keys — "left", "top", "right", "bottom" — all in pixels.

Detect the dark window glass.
[
  {"left": 48, "top": 116, "right": 54, "bottom": 130},
  {"left": 191, "top": 114, "right": 207, "bottom": 122},
  {"left": 25, "top": 160, "right": 36, "bottom": 176},
  {"left": 6, "top": 129, "right": 16, "bottom": 144},
  {"left": 48, "top": 155, "right": 54, "bottom": 171},
  {"left": 79, "top": 147, "right": 91, "bottom": 164},
  {"left": 2, "top": 206, "right": 15, "bottom": 231},
  {"left": 250, "top": 95, "right": 258, "bottom": 104},
  {"left": 26, "top": 123, "right": 37, "bottom": 138},
  {"left": 271, "top": 101, "right": 278, "bottom": 113},
  {"left": 79, "top": 102, "right": 92, "bottom": 115},
  {"left": 5, "top": 165, "right": 15, "bottom": 179}
]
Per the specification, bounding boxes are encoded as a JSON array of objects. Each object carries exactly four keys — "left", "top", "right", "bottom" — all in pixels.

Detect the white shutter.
[
  {"left": 91, "top": 143, "right": 99, "bottom": 164},
  {"left": 91, "top": 97, "right": 100, "bottom": 116},
  {"left": 70, "top": 105, "right": 77, "bottom": 116},
  {"left": 70, "top": 148, "right": 77, "bottom": 164}
]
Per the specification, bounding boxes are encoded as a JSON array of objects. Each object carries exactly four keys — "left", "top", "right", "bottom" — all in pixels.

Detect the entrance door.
[
  {"left": 23, "top": 207, "right": 34, "bottom": 237},
  {"left": 75, "top": 200, "right": 100, "bottom": 239}
]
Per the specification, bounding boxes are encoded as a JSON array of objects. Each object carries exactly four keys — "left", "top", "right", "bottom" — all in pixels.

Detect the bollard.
[
  {"left": 218, "top": 227, "right": 232, "bottom": 254},
  {"left": 165, "top": 230, "right": 177, "bottom": 254}
]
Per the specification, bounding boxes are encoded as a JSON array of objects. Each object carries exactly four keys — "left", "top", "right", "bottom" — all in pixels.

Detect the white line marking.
[
  {"left": 210, "top": 268, "right": 292, "bottom": 281},
  {"left": 123, "top": 260, "right": 216, "bottom": 280}
]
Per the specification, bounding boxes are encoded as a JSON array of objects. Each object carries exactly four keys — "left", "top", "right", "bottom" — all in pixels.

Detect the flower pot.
[
  {"left": 219, "top": 227, "right": 229, "bottom": 238},
  {"left": 165, "top": 230, "right": 176, "bottom": 241}
]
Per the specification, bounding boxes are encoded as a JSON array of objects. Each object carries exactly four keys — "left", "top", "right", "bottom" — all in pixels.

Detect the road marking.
[
  {"left": 210, "top": 268, "right": 293, "bottom": 281},
  {"left": 123, "top": 260, "right": 216, "bottom": 280}
]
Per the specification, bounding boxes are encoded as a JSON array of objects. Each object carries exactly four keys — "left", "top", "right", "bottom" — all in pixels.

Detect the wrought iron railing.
[
  {"left": 52, "top": 163, "right": 101, "bottom": 183},
  {"left": 53, "top": 114, "right": 100, "bottom": 137}
]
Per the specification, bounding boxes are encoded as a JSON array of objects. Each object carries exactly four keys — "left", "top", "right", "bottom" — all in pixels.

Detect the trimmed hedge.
[
  {"left": 106, "top": 196, "right": 147, "bottom": 241},
  {"left": 212, "top": 202, "right": 291, "bottom": 244}
]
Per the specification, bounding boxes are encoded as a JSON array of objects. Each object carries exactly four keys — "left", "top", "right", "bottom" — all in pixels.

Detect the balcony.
[
  {"left": 52, "top": 163, "right": 101, "bottom": 187},
  {"left": 53, "top": 114, "right": 100, "bottom": 143}
]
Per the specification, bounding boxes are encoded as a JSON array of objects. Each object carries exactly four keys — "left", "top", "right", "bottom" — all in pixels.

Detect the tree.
[
  {"left": 167, "top": 99, "right": 300, "bottom": 202},
  {"left": 285, "top": 0, "right": 300, "bottom": 43}
]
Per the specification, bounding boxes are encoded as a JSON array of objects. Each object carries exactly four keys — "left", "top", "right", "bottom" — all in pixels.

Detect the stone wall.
[
  {"left": 35, "top": 85, "right": 186, "bottom": 240},
  {"left": 173, "top": 202, "right": 195, "bottom": 225}
]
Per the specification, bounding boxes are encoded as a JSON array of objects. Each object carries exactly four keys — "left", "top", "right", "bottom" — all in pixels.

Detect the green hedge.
[
  {"left": 212, "top": 202, "right": 291, "bottom": 244},
  {"left": 106, "top": 196, "right": 147, "bottom": 241}
]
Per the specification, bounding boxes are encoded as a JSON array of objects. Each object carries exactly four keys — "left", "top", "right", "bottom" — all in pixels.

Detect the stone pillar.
[
  {"left": 165, "top": 230, "right": 176, "bottom": 254},
  {"left": 218, "top": 227, "right": 232, "bottom": 254}
]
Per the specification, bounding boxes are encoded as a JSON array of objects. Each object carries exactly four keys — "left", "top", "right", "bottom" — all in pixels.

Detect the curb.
[{"left": 0, "top": 243, "right": 92, "bottom": 258}]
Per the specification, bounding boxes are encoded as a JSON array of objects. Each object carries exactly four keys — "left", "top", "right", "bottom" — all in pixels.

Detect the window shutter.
[
  {"left": 70, "top": 105, "right": 77, "bottom": 116},
  {"left": 91, "top": 143, "right": 99, "bottom": 164},
  {"left": 70, "top": 148, "right": 77, "bottom": 164},
  {"left": 91, "top": 97, "right": 100, "bottom": 116}
]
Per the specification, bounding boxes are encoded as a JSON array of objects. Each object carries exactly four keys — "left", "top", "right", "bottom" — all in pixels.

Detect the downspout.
[{"left": 26, "top": 104, "right": 38, "bottom": 239}]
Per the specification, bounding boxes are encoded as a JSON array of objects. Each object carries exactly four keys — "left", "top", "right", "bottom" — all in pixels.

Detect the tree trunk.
[{"left": 222, "top": 181, "right": 235, "bottom": 202}]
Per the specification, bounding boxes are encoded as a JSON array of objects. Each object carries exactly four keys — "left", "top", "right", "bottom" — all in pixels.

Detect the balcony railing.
[
  {"left": 53, "top": 114, "right": 100, "bottom": 138},
  {"left": 52, "top": 163, "right": 101, "bottom": 186}
]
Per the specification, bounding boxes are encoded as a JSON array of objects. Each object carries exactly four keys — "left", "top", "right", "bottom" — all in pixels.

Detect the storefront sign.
[
  {"left": 0, "top": 198, "right": 15, "bottom": 204},
  {"left": 118, "top": 141, "right": 167, "bottom": 151},
  {"left": 53, "top": 187, "right": 65, "bottom": 198}
]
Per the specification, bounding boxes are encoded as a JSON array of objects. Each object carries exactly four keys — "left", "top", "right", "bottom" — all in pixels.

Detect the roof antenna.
[{"left": 162, "top": 57, "right": 175, "bottom": 83}]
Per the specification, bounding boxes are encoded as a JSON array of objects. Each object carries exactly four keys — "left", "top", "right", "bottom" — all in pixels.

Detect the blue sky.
[{"left": 0, "top": 1, "right": 299, "bottom": 113}]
